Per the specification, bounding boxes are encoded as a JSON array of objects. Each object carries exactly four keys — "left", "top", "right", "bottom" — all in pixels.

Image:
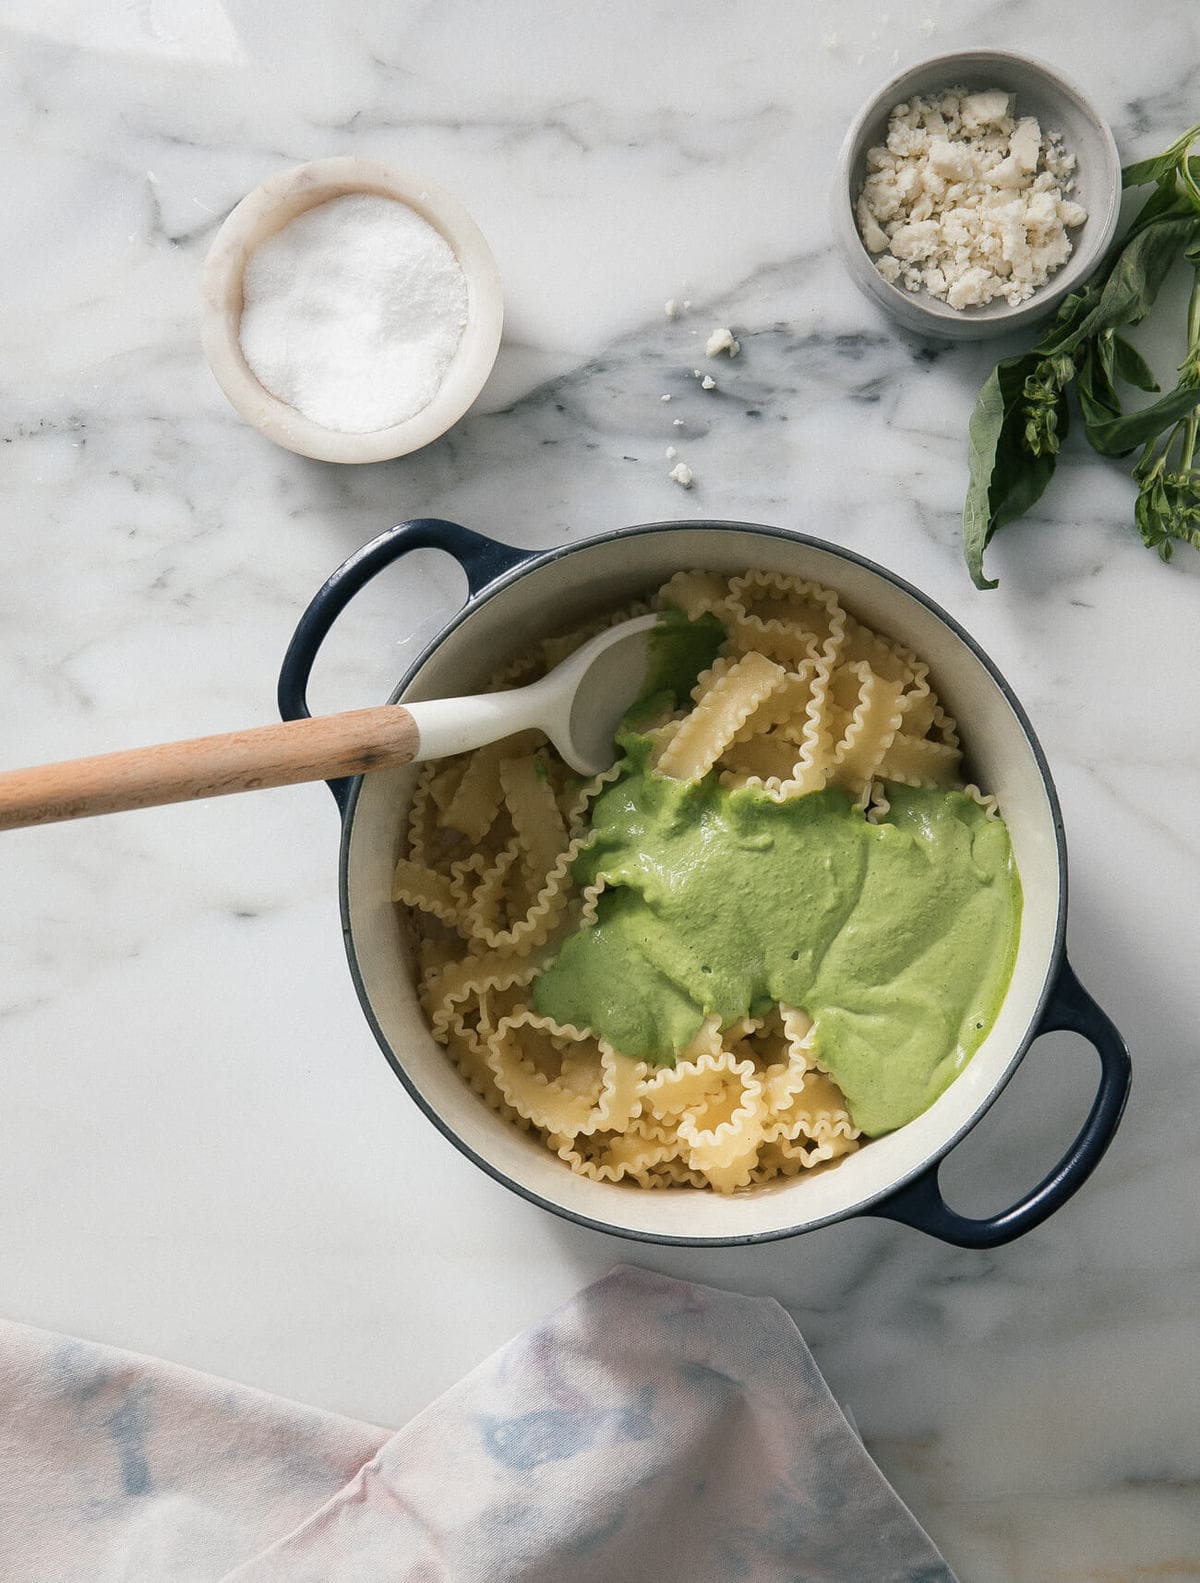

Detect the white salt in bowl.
[
  {"left": 201, "top": 157, "right": 503, "bottom": 463},
  {"left": 833, "top": 51, "right": 1121, "bottom": 340}
]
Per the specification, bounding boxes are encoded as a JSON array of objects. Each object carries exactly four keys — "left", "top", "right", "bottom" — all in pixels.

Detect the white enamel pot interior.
[{"left": 279, "top": 519, "right": 1130, "bottom": 1248}]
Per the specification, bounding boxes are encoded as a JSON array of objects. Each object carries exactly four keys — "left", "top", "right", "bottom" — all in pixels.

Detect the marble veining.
[{"left": 1, "top": 1, "right": 1198, "bottom": 1579}]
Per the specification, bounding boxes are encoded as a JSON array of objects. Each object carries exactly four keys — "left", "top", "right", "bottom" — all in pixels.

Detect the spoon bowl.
[
  {"left": 410, "top": 613, "right": 659, "bottom": 776},
  {"left": 566, "top": 616, "right": 660, "bottom": 773}
]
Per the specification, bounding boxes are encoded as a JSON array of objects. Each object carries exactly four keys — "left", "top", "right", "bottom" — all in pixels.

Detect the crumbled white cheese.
[
  {"left": 669, "top": 462, "right": 694, "bottom": 488},
  {"left": 856, "top": 86, "right": 1087, "bottom": 309},
  {"left": 705, "top": 327, "right": 740, "bottom": 357},
  {"left": 660, "top": 393, "right": 672, "bottom": 402},
  {"left": 672, "top": 417, "right": 684, "bottom": 426},
  {"left": 929, "top": 138, "right": 972, "bottom": 181},
  {"left": 664, "top": 298, "right": 681, "bottom": 317},
  {"left": 1010, "top": 117, "right": 1041, "bottom": 172},
  {"left": 701, "top": 374, "right": 717, "bottom": 390},
  {"left": 960, "top": 90, "right": 1012, "bottom": 132},
  {"left": 665, "top": 445, "right": 678, "bottom": 459}
]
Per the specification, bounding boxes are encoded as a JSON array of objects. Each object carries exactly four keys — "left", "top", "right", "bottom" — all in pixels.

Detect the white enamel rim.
[
  {"left": 339, "top": 522, "right": 1068, "bottom": 1246},
  {"left": 200, "top": 157, "right": 503, "bottom": 463}
]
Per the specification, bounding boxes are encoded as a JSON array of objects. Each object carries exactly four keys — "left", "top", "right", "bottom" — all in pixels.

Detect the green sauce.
[
  {"left": 533, "top": 735, "right": 1021, "bottom": 1137},
  {"left": 636, "top": 608, "right": 726, "bottom": 716}
]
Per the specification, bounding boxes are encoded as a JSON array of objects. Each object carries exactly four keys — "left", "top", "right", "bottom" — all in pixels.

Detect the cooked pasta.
[{"left": 393, "top": 569, "right": 1013, "bottom": 1194}]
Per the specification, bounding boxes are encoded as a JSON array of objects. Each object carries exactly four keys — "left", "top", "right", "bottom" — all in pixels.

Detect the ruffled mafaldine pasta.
[{"left": 394, "top": 569, "right": 1022, "bottom": 1193}]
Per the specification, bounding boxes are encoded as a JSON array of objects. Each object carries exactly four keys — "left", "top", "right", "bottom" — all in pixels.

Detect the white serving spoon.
[{"left": 0, "top": 615, "right": 662, "bottom": 832}]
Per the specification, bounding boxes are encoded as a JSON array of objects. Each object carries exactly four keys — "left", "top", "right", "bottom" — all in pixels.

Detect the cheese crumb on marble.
[
  {"left": 669, "top": 462, "right": 694, "bottom": 488},
  {"left": 856, "top": 87, "right": 1087, "bottom": 309},
  {"left": 705, "top": 327, "right": 740, "bottom": 357},
  {"left": 701, "top": 374, "right": 717, "bottom": 390},
  {"left": 664, "top": 298, "right": 681, "bottom": 317},
  {"left": 661, "top": 393, "right": 672, "bottom": 402},
  {"left": 665, "top": 445, "right": 678, "bottom": 459}
]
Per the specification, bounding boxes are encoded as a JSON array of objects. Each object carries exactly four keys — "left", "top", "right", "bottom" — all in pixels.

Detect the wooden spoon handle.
[{"left": 0, "top": 706, "right": 421, "bottom": 830}]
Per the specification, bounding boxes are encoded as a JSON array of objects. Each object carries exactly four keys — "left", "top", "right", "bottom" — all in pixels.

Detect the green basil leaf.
[
  {"left": 1182, "top": 155, "right": 1200, "bottom": 214},
  {"left": 1034, "top": 282, "right": 1104, "bottom": 355},
  {"left": 1111, "top": 334, "right": 1159, "bottom": 391},
  {"left": 1085, "top": 381, "right": 1200, "bottom": 456},
  {"left": 1096, "top": 329, "right": 1116, "bottom": 387},
  {"left": 963, "top": 356, "right": 1064, "bottom": 589},
  {"left": 1121, "top": 122, "right": 1200, "bottom": 187},
  {"left": 1078, "top": 345, "right": 1120, "bottom": 431},
  {"left": 1122, "top": 175, "right": 1193, "bottom": 240},
  {"left": 963, "top": 367, "right": 1011, "bottom": 590},
  {"left": 1070, "top": 217, "right": 1200, "bottom": 342}
]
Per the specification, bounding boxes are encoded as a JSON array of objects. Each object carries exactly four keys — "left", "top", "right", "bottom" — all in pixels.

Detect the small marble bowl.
[
  {"left": 201, "top": 157, "right": 503, "bottom": 464},
  {"left": 833, "top": 51, "right": 1120, "bottom": 340}
]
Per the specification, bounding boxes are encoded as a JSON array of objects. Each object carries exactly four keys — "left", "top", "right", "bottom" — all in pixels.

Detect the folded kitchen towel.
[
  {"left": 0, "top": 1265, "right": 957, "bottom": 1582},
  {"left": 0, "top": 1314, "right": 390, "bottom": 1580}
]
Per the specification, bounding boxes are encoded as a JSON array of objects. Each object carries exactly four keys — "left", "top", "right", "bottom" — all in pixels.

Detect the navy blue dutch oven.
[{"left": 279, "top": 518, "right": 1130, "bottom": 1249}]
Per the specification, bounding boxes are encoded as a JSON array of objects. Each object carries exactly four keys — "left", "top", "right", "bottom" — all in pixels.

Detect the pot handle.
[
  {"left": 867, "top": 956, "right": 1130, "bottom": 1248},
  {"left": 278, "top": 519, "right": 532, "bottom": 813}
]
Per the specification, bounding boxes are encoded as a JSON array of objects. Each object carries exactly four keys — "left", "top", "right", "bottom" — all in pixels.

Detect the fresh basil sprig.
[{"left": 963, "top": 123, "right": 1200, "bottom": 588}]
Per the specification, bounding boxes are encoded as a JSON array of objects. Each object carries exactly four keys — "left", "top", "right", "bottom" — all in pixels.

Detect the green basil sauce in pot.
[{"left": 533, "top": 611, "right": 1022, "bottom": 1138}]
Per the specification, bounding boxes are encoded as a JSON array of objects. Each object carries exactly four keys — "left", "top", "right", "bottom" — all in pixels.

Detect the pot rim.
[{"left": 338, "top": 519, "right": 1069, "bottom": 1247}]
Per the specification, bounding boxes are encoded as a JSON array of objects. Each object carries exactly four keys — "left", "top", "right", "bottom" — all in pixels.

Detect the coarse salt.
[{"left": 238, "top": 193, "right": 468, "bottom": 434}]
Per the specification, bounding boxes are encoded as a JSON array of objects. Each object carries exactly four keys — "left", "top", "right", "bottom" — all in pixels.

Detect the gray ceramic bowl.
[{"left": 833, "top": 51, "right": 1120, "bottom": 340}]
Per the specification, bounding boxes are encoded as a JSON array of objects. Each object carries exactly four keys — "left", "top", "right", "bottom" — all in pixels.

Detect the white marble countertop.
[{"left": 3, "top": 1, "right": 1198, "bottom": 1577}]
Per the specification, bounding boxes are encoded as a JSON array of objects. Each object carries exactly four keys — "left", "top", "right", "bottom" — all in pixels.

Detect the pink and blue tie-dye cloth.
[{"left": 0, "top": 1265, "right": 956, "bottom": 1581}]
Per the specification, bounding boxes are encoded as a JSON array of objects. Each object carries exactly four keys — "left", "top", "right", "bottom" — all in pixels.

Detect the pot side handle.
[
  {"left": 867, "top": 956, "right": 1131, "bottom": 1249},
  {"left": 277, "top": 519, "right": 532, "bottom": 813}
]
